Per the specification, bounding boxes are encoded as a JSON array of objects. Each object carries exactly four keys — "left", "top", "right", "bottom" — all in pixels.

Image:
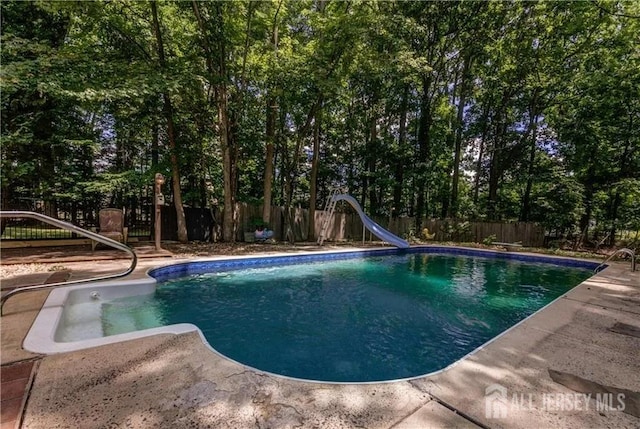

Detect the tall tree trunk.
[
  {"left": 34, "top": 102, "right": 58, "bottom": 218},
  {"left": 215, "top": 4, "right": 236, "bottom": 243},
  {"left": 263, "top": 93, "right": 277, "bottom": 224},
  {"left": 360, "top": 92, "right": 379, "bottom": 212},
  {"left": 346, "top": 99, "right": 356, "bottom": 194},
  {"left": 519, "top": 128, "right": 537, "bottom": 222},
  {"left": 441, "top": 70, "right": 458, "bottom": 220},
  {"left": 192, "top": 1, "right": 235, "bottom": 242},
  {"left": 577, "top": 160, "right": 596, "bottom": 248},
  {"left": 608, "top": 129, "right": 634, "bottom": 246},
  {"left": 262, "top": 4, "right": 281, "bottom": 225},
  {"left": 393, "top": 84, "right": 409, "bottom": 218},
  {"left": 308, "top": 106, "right": 322, "bottom": 240},
  {"left": 151, "top": 0, "right": 188, "bottom": 242},
  {"left": 164, "top": 95, "right": 189, "bottom": 242},
  {"left": 151, "top": 122, "right": 159, "bottom": 166},
  {"left": 361, "top": 162, "right": 368, "bottom": 210},
  {"left": 283, "top": 98, "right": 322, "bottom": 243},
  {"left": 283, "top": 176, "right": 294, "bottom": 243},
  {"left": 608, "top": 191, "right": 621, "bottom": 247},
  {"left": 415, "top": 75, "right": 432, "bottom": 231},
  {"left": 487, "top": 124, "right": 503, "bottom": 220},
  {"left": 520, "top": 112, "right": 540, "bottom": 221},
  {"left": 487, "top": 92, "right": 510, "bottom": 220},
  {"left": 473, "top": 104, "right": 491, "bottom": 205},
  {"left": 368, "top": 112, "right": 378, "bottom": 215},
  {"left": 218, "top": 79, "right": 235, "bottom": 242},
  {"left": 277, "top": 100, "right": 287, "bottom": 206},
  {"left": 449, "top": 55, "right": 472, "bottom": 218}
]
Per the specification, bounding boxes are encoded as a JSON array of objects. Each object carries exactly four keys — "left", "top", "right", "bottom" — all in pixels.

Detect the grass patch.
[
  {"left": 412, "top": 240, "right": 605, "bottom": 260},
  {"left": 1, "top": 226, "right": 73, "bottom": 240}
]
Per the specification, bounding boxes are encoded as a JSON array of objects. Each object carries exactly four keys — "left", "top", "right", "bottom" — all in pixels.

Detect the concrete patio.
[{"left": 1, "top": 247, "right": 638, "bottom": 428}]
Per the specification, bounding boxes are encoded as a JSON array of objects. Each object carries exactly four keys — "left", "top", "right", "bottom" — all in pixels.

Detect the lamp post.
[{"left": 154, "top": 173, "right": 165, "bottom": 251}]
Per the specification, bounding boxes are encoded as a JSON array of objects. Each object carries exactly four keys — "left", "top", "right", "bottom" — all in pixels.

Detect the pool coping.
[
  {"left": 24, "top": 245, "right": 601, "bottom": 382},
  {"left": 147, "top": 245, "right": 599, "bottom": 281}
]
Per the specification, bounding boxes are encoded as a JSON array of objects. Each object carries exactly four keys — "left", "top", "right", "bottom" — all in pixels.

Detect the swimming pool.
[{"left": 26, "top": 247, "right": 598, "bottom": 383}]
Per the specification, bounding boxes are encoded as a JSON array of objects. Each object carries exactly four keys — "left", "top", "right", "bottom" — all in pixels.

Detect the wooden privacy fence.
[
  {"left": 233, "top": 204, "right": 545, "bottom": 247},
  {"left": 421, "top": 219, "right": 545, "bottom": 247},
  {"left": 236, "top": 203, "right": 309, "bottom": 242},
  {"left": 0, "top": 200, "right": 544, "bottom": 246}
]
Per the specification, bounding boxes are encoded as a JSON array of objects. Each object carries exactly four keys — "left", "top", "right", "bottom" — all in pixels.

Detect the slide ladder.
[
  {"left": 317, "top": 191, "right": 410, "bottom": 249},
  {"left": 317, "top": 188, "right": 341, "bottom": 246}
]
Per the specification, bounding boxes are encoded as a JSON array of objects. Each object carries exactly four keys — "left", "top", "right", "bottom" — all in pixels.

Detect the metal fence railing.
[{"left": 0, "top": 202, "right": 152, "bottom": 241}]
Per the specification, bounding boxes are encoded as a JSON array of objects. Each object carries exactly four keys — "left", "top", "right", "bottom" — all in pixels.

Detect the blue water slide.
[{"left": 332, "top": 194, "right": 410, "bottom": 249}]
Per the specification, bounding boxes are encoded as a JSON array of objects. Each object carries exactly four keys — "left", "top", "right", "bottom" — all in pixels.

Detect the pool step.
[{"left": 55, "top": 301, "right": 103, "bottom": 342}]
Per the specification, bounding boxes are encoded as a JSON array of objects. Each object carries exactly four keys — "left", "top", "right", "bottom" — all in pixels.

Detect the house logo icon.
[{"left": 485, "top": 383, "right": 508, "bottom": 419}]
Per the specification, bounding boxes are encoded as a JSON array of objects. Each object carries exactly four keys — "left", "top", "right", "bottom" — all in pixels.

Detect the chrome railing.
[
  {"left": 594, "top": 248, "right": 636, "bottom": 273},
  {"left": 0, "top": 211, "right": 137, "bottom": 315}
]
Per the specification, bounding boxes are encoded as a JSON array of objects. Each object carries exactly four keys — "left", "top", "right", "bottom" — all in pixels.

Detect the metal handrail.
[
  {"left": 594, "top": 248, "right": 636, "bottom": 273},
  {"left": 0, "top": 211, "right": 137, "bottom": 315}
]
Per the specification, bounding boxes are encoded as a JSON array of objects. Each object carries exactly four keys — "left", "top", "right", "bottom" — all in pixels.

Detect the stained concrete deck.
[{"left": 1, "top": 247, "right": 638, "bottom": 428}]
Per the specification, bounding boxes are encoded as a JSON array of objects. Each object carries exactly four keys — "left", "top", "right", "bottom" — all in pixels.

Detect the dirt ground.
[{"left": 0, "top": 241, "right": 379, "bottom": 278}]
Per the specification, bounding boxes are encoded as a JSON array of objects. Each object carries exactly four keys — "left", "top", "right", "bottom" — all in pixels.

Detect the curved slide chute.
[{"left": 332, "top": 194, "right": 410, "bottom": 249}]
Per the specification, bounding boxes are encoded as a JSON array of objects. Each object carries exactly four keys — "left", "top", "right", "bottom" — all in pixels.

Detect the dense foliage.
[{"left": 2, "top": 0, "right": 638, "bottom": 244}]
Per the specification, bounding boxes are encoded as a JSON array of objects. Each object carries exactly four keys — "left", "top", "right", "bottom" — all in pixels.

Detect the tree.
[
  {"left": 151, "top": 1, "right": 188, "bottom": 243},
  {"left": 549, "top": 1, "right": 640, "bottom": 244}
]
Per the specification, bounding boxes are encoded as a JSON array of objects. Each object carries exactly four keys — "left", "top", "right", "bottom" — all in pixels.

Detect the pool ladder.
[{"left": 593, "top": 248, "right": 636, "bottom": 273}]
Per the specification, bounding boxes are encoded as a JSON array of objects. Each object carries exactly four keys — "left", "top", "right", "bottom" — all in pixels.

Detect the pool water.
[{"left": 101, "top": 253, "right": 591, "bottom": 382}]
